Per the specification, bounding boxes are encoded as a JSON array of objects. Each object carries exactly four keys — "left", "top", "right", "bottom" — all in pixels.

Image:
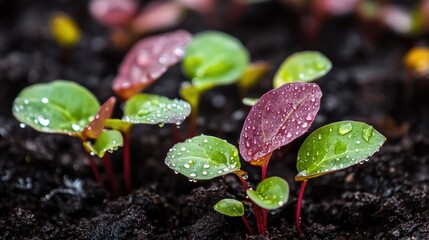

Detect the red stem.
[
  {"left": 85, "top": 151, "right": 102, "bottom": 186},
  {"left": 237, "top": 174, "right": 250, "bottom": 190},
  {"left": 260, "top": 153, "right": 272, "bottom": 180},
  {"left": 123, "top": 131, "right": 132, "bottom": 193},
  {"left": 259, "top": 153, "right": 272, "bottom": 234},
  {"left": 296, "top": 180, "right": 308, "bottom": 238},
  {"left": 262, "top": 209, "right": 267, "bottom": 234},
  {"left": 241, "top": 216, "right": 255, "bottom": 235},
  {"left": 102, "top": 154, "right": 121, "bottom": 197}
]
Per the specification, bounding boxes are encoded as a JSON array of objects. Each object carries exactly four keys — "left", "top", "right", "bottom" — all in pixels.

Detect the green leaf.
[
  {"left": 165, "top": 135, "right": 241, "bottom": 180},
  {"left": 104, "top": 119, "right": 132, "bottom": 133},
  {"left": 123, "top": 94, "right": 191, "bottom": 125},
  {"left": 85, "top": 130, "right": 123, "bottom": 158},
  {"left": 214, "top": 199, "right": 244, "bottom": 217},
  {"left": 182, "top": 31, "right": 249, "bottom": 88},
  {"left": 296, "top": 121, "right": 386, "bottom": 181},
  {"left": 273, "top": 51, "right": 331, "bottom": 88},
  {"left": 246, "top": 176, "right": 289, "bottom": 210},
  {"left": 12, "top": 80, "right": 100, "bottom": 135},
  {"left": 242, "top": 97, "right": 259, "bottom": 107}
]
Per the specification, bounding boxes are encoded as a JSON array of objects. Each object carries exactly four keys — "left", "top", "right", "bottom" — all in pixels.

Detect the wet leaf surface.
[
  {"left": 239, "top": 82, "right": 322, "bottom": 162},
  {"left": 12, "top": 80, "right": 100, "bottom": 136},
  {"left": 273, "top": 51, "right": 331, "bottom": 88},
  {"left": 213, "top": 198, "right": 244, "bottom": 217},
  {"left": 123, "top": 94, "right": 191, "bottom": 125},
  {"left": 296, "top": 121, "right": 386, "bottom": 181},
  {"left": 83, "top": 97, "right": 116, "bottom": 139},
  {"left": 113, "top": 30, "right": 192, "bottom": 99},
  {"left": 85, "top": 130, "right": 123, "bottom": 158},
  {"left": 182, "top": 31, "right": 249, "bottom": 88},
  {"left": 165, "top": 135, "right": 241, "bottom": 180},
  {"left": 246, "top": 176, "right": 289, "bottom": 210}
]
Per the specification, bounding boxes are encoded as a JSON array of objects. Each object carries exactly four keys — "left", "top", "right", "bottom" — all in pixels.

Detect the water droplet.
[
  {"left": 190, "top": 173, "right": 196, "bottom": 177},
  {"left": 334, "top": 141, "right": 347, "bottom": 154},
  {"left": 203, "top": 164, "right": 210, "bottom": 169},
  {"left": 184, "top": 163, "right": 190, "bottom": 169},
  {"left": 362, "top": 126, "right": 373, "bottom": 142},
  {"left": 41, "top": 98, "right": 49, "bottom": 104},
  {"left": 38, "top": 117, "right": 50, "bottom": 126},
  {"left": 302, "top": 122, "right": 308, "bottom": 128},
  {"left": 158, "top": 123, "right": 165, "bottom": 127},
  {"left": 174, "top": 170, "right": 179, "bottom": 174},
  {"left": 19, "top": 123, "right": 26, "bottom": 128},
  {"left": 202, "top": 171, "right": 207, "bottom": 175},
  {"left": 339, "top": 123, "right": 353, "bottom": 135},
  {"left": 203, "top": 138, "right": 208, "bottom": 143},
  {"left": 181, "top": 147, "right": 186, "bottom": 151},
  {"left": 71, "top": 124, "right": 81, "bottom": 131}
]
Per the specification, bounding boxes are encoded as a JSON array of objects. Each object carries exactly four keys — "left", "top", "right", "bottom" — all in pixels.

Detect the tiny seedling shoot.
[
  {"left": 12, "top": 80, "right": 123, "bottom": 195},
  {"left": 110, "top": 30, "right": 193, "bottom": 192},
  {"left": 104, "top": 93, "right": 190, "bottom": 192},
  {"left": 294, "top": 121, "right": 386, "bottom": 237},
  {"left": 180, "top": 30, "right": 249, "bottom": 136}
]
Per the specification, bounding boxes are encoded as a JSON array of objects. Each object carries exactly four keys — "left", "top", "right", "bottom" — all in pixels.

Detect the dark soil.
[{"left": 1, "top": 0, "right": 429, "bottom": 239}]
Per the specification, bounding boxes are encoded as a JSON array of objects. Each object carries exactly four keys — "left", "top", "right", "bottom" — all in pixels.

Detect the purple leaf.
[
  {"left": 113, "top": 30, "right": 192, "bottom": 100},
  {"left": 89, "top": 0, "right": 138, "bottom": 27},
  {"left": 239, "top": 82, "right": 322, "bottom": 162}
]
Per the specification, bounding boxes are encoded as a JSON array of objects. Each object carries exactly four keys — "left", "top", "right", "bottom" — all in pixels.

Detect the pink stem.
[
  {"left": 102, "top": 154, "right": 121, "bottom": 197},
  {"left": 241, "top": 216, "right": 255, "bottom": 235},
  {"left": 296, "top": 180, "right": 308, "bottom": 238},
  {"left": 85, "top": 151, "right": 103, "bottom": 185},
  {"left": 123, "top": 131, "right": 132, "bottom": 193},
  {"left": 260, "top": 153, "right": 272, "bottom": 180},
  {"left": 262, "top": 209, "right": 267, "bottom": 234},
  {"left": 260, "top": 153, "right": 272, "bottom": 234}
]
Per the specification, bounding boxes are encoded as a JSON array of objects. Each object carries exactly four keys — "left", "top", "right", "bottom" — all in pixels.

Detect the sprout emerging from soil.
[
  {"left": 12, "top": 81, "right": 122, "bottom": 194},
  {"left": 13, "top": 80, "right": 191, "bottom": 195},
  {"left": 180, "top": 31, "right": 249, "bottom": 136},
  {"left": 165, "top": 81, "right": 386, "bottom": 237},
  {"left": 294, "top": 121, "right": 386, "bottom": 237}
]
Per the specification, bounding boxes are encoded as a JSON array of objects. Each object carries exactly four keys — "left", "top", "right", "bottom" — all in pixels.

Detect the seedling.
[
  {"left": 12, "top": 81, "right": 123, "bottom": 194},
  {"left": 294, "top": 121, "right": 385, "bottom": 237},
  {"left": 165, "top": 135, "right": 289, "bottom": 234},
  {"left": 13, "top": 80, "right": 191, "bottom": 195},
  {"left": 180, "top": 31, "right": 249, "bottom": 136},
  {"left": 113, "top": 29, "right": 192, "bottom": 100},
  {"left": 166, "top": 81, "right": 386, "bottom": 236},
  {"left": 273, "top": 51, "right": 331, "bottom": 88},
  {"left": 110, "top": 30, "right": 193, "bottom": 191},
  {"left": 166, "top": 82, "right": 321, "bottom": 235},
  {"left": 105, "top": 93, "right": 190, "bottom": 192}
]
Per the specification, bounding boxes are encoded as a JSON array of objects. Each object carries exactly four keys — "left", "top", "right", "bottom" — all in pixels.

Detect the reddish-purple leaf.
[
  {"left": 83, "top": 96, "right": 116, "bottom": 139},
  {"left": 89, "top": 0, "right": 138, "bottom": 27},
  {"left": 131, "top": 2, "right": 185, "bottom": 34},
  {"left": 239, "top": 82, "right": 322, "bottom": 162},
  {"left": 113, "top": 30, "right": 192, "bottom": 100}
]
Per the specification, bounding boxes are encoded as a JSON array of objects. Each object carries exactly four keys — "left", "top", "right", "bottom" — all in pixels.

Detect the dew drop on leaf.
[
  {"left": 338, "top": 122, "right": 353, "bottom": 135},
  {"left": 362, "top": 126, "right": 373, "bottom": 142}
]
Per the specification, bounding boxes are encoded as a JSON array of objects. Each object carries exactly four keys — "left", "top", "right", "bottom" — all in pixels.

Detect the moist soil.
[{"left": 1, "top": 0, "right": 428, "bottom": 239}]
